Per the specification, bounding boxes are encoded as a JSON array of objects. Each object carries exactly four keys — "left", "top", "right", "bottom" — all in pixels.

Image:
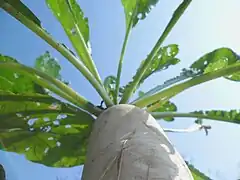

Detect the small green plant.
[{"left": 0, "top": 0, "right": 240, "bottom": 179}]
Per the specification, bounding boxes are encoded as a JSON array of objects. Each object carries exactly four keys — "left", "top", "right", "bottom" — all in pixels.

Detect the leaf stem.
[
  {"left": 0, "top": 93, "right": 92, "bottom": 116},
  {"left": 1, "top": 2, "right": 113, "bottom": 107},
  {"left": 120, "top": 0, "right": 192, "bottom": 104},
  {"left": 134, "top": 63, "right": 240, "bottom": 108},
  {"left": 0, "top": 63, "right": 102, "bottom": 116},
  {"left": 114, "top": 17, "right": 133, "bottom": 104},
  {"left": 131, "top": 69, "right": 197, "bottom": 104},
  {"left": 151, "top": 111, "right": 231, "bottom": 123},
  {"left": 59, "top": 0, "right": 102, "bottom": 84}
]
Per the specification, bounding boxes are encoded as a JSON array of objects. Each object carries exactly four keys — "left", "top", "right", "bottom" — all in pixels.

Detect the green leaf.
[
  {"left": 190, "top": 47, "right": 240, "bottom": 81},
  {"left": 46, "top": 0, "right": 102, "bottom": 82},
  {"left": 152, "top": 109, "right": 240, "bottom": 125},
  {"left": 103, "top": 75, "right": 126, "bottom": 101},
  {"left": 35, "top": 51, "right": 61, "bottom": 80},
  {"left": 34, "top": 51, "right": 69, "bottom": 85},
  {"left": 35, "top": 51, "right": 69, "bottom": 85},
  {"left": 2, "top": 0, "right": 113, "bottom": 106},
  {"left": 0, "top": 92, "right": 81, "bottom": 131},
  {"left": 115, "top": 3, "right": 137, "bottom": 103},
  {"left": 34, "top": 51, "right": 71, "bottom": 86},
  {"left": 0, "top": 55, "right": 102, "bottom": 115},
  {"left": 137, "top": 90, "right": 177, "bottom": 121},
  {"left": 121, "top": 0, "right": 159, "bottom": 27},
  {"left": 186, "top": 161, "right": 212, "bottom": 180},
  {"left": 46, "top": 0, "right": 89, "bottom": 45},
  {"left": 0, "top": 92, "right": 94, "bottom": 167},
  {"left": 103, "top": 76, "right": 117, "bottom": 101},
  {"left": 123, "top": 44, "right": 180, "bottom": 97},
  {"left": 2, "top": 1, "right": 113, "bottom": 107},
  {"left": 0, "top": 54, "right": 45, "bottom": 94},
  {"left": 149, "top": 101, "right": 177, "bottom": 121},
  {"left": 142, "top": 44, "right": 180, "bottom": 82},
  {"left": 138, "top": 90, "right": 145, "bottom": 97},
  {"left": 1, "top": 0, "right": 41, "bottom": 26},
  {"left": 132, "top": 68, "right": 198, "bottom": 103},
  {"left": 192, "top": 110, "right": 240, "bottom": 124},
  {"left": 134, "top": 48, "right": 240, "bottom": 109},
  {"left": 120, "top": 0, "right": 192, "bottom": 104}
]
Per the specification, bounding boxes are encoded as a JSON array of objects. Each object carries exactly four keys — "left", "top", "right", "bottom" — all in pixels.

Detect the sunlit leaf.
[
  {"left": 103, "top": 75, "right": 117, "bottom": 101},
  {"left": 191, "top": 48, "right": 237, "bottom": 73},
  {"left": 0, "top": 54, "right": 45, "bottom": 94},
  {"left": 134, "top": 48, "right": 240, "bottom": 109},
  {"left": 46, "top": 0, "right": 89, "bottom": 44},
  {"left": 152, "top": 109, "right": 240, "bottom": 125},
  {"left": 186, "top": 161, "right": 212, "bottom": 180},
  {"left": 35, "top": 51, "right": 61, "bottom": 79},
  {"left": 121, "top": 0, "right": 159, "bottom": 27},
  {"left": 142, "top": 44, "right": 180, "bottom": 82},
  {"left": 137, "top": 90, "right": 177, "bottom": 121},
  {"left": 46, "top": 0, "right": 97, "bottom": 76},
  {"left": 192, "top": 110, "right": 240, "bottom": 124},
  {"left": 2, "top": 0, "right": 103, "bottom": 88},
  {"left": 146, "top": 48, "right": 238, "bottom": 100},
  {"left": 149, "top": 101, "right": 177, "bottom": 121},
  {"left": 123, "top": 44, "right": 180, "bottom": 96},
  {"left": 138, "top": 90, "right": 145, "bottom": 97},
  {"left": 34, "top": 51, "right": 70, "bottom": 85},
  {"left": 103, "top": 75, "right": 125, "bottom": 101},
  {"left": 0, "top": 92, "right": 94, "bottom": 167},
  {"left": 133, "top": 68, "right": 198, "bottom": 102},
  {"left": 120, "top": 1, "right": 192, "bottom": 104},
  {"left": 190, "top": 47, "right": 240, "bottom": 81},
  {"left": 0, "top": 129, "right": 90, "bottom": 167},
  {"left": 120, "top": 0, "right": 186, "bottom": 104},
  {"left": 1, "top": 0, "right": 41, "bottom": 26}
]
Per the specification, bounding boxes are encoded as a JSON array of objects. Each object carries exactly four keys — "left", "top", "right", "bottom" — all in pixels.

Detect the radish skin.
[{"left": 82, "top": 104, "right": 193, "bottom": 180}]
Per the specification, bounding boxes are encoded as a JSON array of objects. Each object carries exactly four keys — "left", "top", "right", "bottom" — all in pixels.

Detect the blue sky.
[{"left": 1, "top": 0, "right": 240, "bottom": 179}]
